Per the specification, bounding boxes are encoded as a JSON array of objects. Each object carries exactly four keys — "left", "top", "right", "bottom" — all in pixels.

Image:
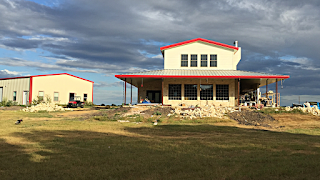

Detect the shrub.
[{"left": 84, "top": 101, "right": 94, "bottom": 106}]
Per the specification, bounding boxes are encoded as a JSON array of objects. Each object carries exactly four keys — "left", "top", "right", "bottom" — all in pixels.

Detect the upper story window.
[
  {"left": 190, "top": 54, "right": 197, "bottom": 67},
  {"left": 201, "top": 55, "right": 207, "bottom": 67},
  {"left": 210, "top": 54, "right": 217, "bottom": 67},
  {"left": 181, "top": 54, "right": 188, "bottom": 67}
]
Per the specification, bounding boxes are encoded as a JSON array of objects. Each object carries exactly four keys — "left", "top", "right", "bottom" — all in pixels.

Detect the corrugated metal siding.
[{"left": 0, "top": 78, "right": 30, "bottom": 104}]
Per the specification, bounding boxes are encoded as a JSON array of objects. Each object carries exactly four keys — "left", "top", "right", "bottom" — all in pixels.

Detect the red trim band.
[
  {"left": 0, "top": 73, "right": 94, "bottom": 83},
  {"left": 160, "top": 38, "right": 239, "bottom": 51},
  {"left": 115, "top": 75, "right": 290, "bottom": 79},
  {"left": 29, "top": 77, "right": 33, "bottom": 104}
]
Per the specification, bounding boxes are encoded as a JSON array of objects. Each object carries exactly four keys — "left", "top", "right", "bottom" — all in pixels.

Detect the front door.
[
  {"left": 0, "top": 87, "right": 3, "bottom": 102},
  {"left": 69, "top": 93, "right": 75, "bottom": 101},
  {"left": 23, "top": 91, "right": 28, "bottom": 105},
  {"left": 147, "top": 91, "right": 161, "bottom": 103}
]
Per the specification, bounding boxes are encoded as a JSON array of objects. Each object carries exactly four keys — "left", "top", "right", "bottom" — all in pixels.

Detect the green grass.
[
  {"left": 1, "top": 110, "right": 320, "bottom": 179},
  {"left": 260, "top": 107, "right": 307, "bottom": 115}
]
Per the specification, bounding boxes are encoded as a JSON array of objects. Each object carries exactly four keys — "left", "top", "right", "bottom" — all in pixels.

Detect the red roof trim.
[
  {"left": 0, "top": 73, "right": 94, "bottom": 83},
  {"left": 115, "top": 75, "right": 290, "bottom": 79},
  {"left": 160, "top": 38, "right": 239, "bottom": 51}
]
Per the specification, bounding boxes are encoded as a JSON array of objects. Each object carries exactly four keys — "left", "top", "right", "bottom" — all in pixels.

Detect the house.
[
  {"left": 0, "top": 73, "right": 94, "bottom": 105},
  {"left": 115, "top": 38, "right": 289, "bottom": 107}
]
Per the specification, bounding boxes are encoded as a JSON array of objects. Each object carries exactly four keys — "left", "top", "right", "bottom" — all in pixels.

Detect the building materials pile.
[
  {"left": 170, "top": 105, "right": 236, "bottom": 119},
  {"left": 21, "top": 102, "right": 69, "bottom": 112},
  {"left": 285, "top": 103, "right": 320, "bottom": 116}
]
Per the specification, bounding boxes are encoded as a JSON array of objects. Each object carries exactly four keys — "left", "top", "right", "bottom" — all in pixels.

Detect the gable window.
[
  {"left": 181, "top": 54, "right": 188, "bottom": 67},
  {"left": 38, "top": 91, "right": 44, "bottom": 101},
  {"left": 216, "top": 85, "right": 229, "bottom": 100},
  {"left": 84, "top": 94, "right": 88, "bottom": 101},
  {"left": 201, "top": 55, "right": 207, "bottom": 67},
  {"left": 13, "top": 91, "right": 17, "bottom": 101},
  {"left": 169, "top": 84, "right": 181, "bottom": 100},
  {"left": 200, "top": 85, "right": 213, "bottom": 100},
  {"left": 210, "top": 54, "right": 217, "bottom": 67},
  {"left": 54, "top": 92, "right": 59, "bottom": 102},
  {"left": 191, "top": 54, "right": 197, "bottom": 67},
  {"left": 184, "top": 84, "right": 197, "bottom": 100}
]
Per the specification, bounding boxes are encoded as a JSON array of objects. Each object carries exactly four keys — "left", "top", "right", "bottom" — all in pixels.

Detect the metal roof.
[
  {"left": 115, "top": 69, "right": 289, "bottom": 79},
  {"left": 160, "top": 38, "right": 239, "bottom": 51}
]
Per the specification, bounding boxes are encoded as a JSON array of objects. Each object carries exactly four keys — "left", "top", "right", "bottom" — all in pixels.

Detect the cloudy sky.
[{"left": 0, "top": 0, "right": 319, "bottom": 105}]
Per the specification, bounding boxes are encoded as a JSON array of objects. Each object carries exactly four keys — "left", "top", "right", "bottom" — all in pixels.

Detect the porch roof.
[{"left": 115, "top": 69, "right": 289, "bottom": 79}]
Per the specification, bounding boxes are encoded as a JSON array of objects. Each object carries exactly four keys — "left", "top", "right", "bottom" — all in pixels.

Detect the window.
[
  {"left": 216, "top": 85, "right": 229, "bottom": 100},
  {"left": 54, "top": 92, "right": 59, "bottom": 101},
  {"left": 13, "top": 91, "right": 17, "bottom": 101},
  {"left": 181, "top": 54, "right": 188, "bottom": 67},
  {"left": 184, "top": 84, "right": 197, "bottom": 100},
  {"left": 200, "top": 85, "right": 213, "bottom": 100},
  {"left": 38, "top": 91, "right": 44, "bottom": 101},
  {"left": 169, "top": 84, "right": 181, "bottom": 100},
  {"left": 201, "top": 54, "right": 207, "bottom": 67},
  {"left": 210, "top": 54, "right": 217, "bottom": 67},
  {"left": 84, "top": 94, "right": 88, "bottom": 101},
  {"left": 191, "top": 54, "right": 197, "bottom": 67}
]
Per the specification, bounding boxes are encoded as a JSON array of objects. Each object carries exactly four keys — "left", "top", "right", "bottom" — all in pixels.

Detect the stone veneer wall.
[{"left": 138, "top": 78, "right": 237, "bottom": 107}]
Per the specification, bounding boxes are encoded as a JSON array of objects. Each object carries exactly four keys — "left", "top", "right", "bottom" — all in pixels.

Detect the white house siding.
[
  {"left": 32, "top": 74, "right": 93, "bottom": 104},
  {"left": 164, "top": 41, "right": 241, "bottom": 70},
  {"left": 163, "top": 78, "right": 236, "bottom": 107},
  {"left": 0, "top": 78, "right": 30, "bottom": 104}
]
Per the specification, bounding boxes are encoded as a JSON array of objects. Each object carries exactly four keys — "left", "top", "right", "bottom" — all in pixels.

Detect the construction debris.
[
  {"left": 170, "top": 105, "right": 237, "bottom": 119},
  {"left": 285, "top": 103, "right": 320, "bottom": 116},
  {"left": 21, "top": 102, "right": 70, "bottom": 112}
]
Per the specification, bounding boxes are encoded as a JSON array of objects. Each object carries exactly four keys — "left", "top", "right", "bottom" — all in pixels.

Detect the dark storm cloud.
[{"left": 0, "top": 0, "right": 320, "bottom": 99}]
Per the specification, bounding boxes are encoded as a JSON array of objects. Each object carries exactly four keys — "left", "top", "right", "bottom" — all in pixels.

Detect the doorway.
[
  {"left": 69, "top": 93, "right": 75, "bottom": 101},
  {"left": 146, "top": 90, "right": 161, "bottom": 103},
  {"left": 23, "top": 91, "right": 28, "bottom": 105}
]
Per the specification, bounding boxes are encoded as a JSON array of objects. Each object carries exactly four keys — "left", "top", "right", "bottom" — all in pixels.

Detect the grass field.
[{"left": 1, "top": 109, "right": 320, "bottom": 180}]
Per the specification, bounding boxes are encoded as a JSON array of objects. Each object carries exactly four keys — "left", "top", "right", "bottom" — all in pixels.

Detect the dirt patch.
[
  {"left": 228, "top": 111, "right": 278, "bottom": 128},
  {"left": 141, "top": 107, "right": 173, "bottom": 117},
  {"left": 0, "top": 106, "right": 25, "bottom": 111}
]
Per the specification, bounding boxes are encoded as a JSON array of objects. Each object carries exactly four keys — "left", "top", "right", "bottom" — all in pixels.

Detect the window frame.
[
  {"left": 181, "top": 54, "right": 188, "bottom": 67},
  {"left": 190, "top": 54, "right": 198, "bottom": 67},
  {"left": 200, "top": 85, "right": 213, "bottom": 100},
  {"left": 54, "top": 92, "right": 59, "bottom": 102},
  {"left": 38, "top": 91, "right": 44, "bottom": 101},
  {"left": 184, "top": 84, "right": 197, "bottom": 100},
  {"left": 201, "top": 54, "right": 208, "bottom": 67},
  {"left": 210, "top": 54, "right": 217, "bottom": 67},
  {"left": 84, "top": 93, "right": 88, "bottom": 102},
  {"left": 13, "top": 91, "right": 17, "bottom": 101},
  {"left": 216, "top": 84, "right": 229, "bottom": 101},
  {"left": 168, "top": 84, "right": 181, "bottom": 100}
]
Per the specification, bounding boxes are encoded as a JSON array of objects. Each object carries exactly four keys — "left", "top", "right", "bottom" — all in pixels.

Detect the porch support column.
[
  {"left": 130, "top": 79, "right": 132, "bottom": 105},
  {"left": 266, "top": 79, "right": 268, "bottom": 100},
  {"left": 276, "top": 79, "right": 278, "bottom": 107},
  {"left": 124, "top": 78, "right": 126, "bottom": 105},
  {"left": 162, "top": 78, "right": 164, "bottom": 105},
  {"left": 238, "top": 78, "right": 240, "bottom": 107}
]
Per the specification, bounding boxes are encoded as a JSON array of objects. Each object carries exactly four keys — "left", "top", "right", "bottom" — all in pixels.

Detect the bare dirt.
[
  {"left": 140, "top": 107, "right": 173, "bottom": 117},
  {"left": 228, "top": 111, "right": 278, "bottom": 128}
]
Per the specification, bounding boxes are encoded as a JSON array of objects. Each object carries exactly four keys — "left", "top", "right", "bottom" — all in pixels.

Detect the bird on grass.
[{"left": 15, "top": 119, "right": 23, "bottom": 125}]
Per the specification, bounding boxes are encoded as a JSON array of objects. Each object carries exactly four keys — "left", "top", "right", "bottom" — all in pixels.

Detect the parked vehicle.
[
  {"left": 307, "top": 102, "right": 320, "bottom": 108},
  {"left": 292, "top": 103, "right": 303, "bottom": 108},
  {"left": 67, "top": 96, "right": 84, "bottom": 108}
]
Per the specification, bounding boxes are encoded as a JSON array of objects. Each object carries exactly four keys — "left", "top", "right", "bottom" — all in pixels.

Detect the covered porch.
[{"left": 115, "top": 70, "right": 289, "bottom": 107}]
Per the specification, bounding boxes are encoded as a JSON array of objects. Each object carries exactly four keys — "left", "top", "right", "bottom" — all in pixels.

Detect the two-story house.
[{"left": 115, "top": 38, "right": 289, "bottom": 107}]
